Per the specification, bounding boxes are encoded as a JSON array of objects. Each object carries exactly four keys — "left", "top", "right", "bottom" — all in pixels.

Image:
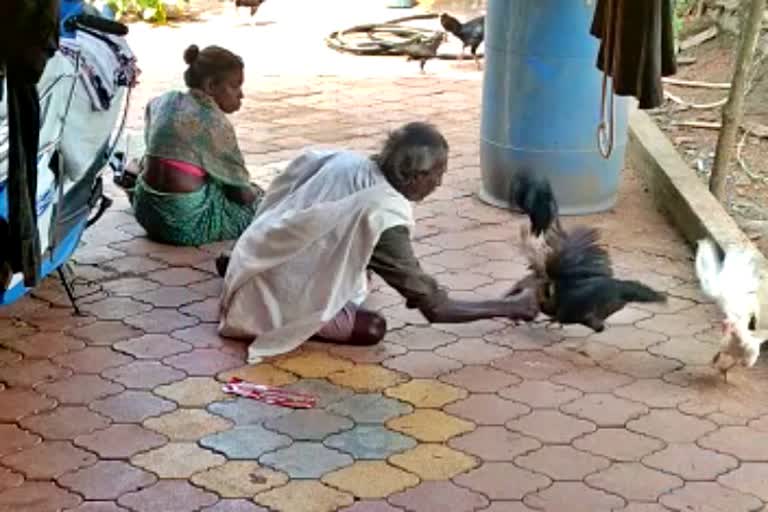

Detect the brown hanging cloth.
[{"left": 590, "top": 0, "right": 678, "bottom": 110}]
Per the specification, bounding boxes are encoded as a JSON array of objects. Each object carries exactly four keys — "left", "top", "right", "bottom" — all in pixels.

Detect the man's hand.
[{"left": 504, "top": 287, "right": 539, "bottom": 322}]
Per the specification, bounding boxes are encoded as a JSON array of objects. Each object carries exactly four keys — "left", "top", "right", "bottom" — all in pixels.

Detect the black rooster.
[
  {"left": 509, "top": 168, "right": 562, "bottom": 237},
  {"left": 509, "top": 225, "right": 666, "bottom": 332},
  {"left": 399, "top": 31, "right": 446, "bottom": 73},
  {"left": 234, "top": 0, "right": 266, "bottom": 19},
  {"left": 439, "top": 13, "right": 485, "bottom": 69}
]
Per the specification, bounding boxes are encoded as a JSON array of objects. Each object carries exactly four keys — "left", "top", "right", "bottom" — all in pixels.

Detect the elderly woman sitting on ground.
[
  {"left": 122, "top": 44, "right": 263, "bottom": 246},
  {"left": 216, "top": 122, "right": 538, "bottom": 363}
]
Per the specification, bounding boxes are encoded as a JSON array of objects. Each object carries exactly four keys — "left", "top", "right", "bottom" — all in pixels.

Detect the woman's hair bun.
[{"left": 183, "top": 44, "right": 200, "bottom": 65}]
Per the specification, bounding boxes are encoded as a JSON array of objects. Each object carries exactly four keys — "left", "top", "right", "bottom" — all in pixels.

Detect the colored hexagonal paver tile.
[
  {"left": 0, "top": 481, "right": 81, "bottom": 511},
  {"left": 602, "top": 351, "right": 683, "bottom": 379},
  {"left": 573, "top": 429, "right": 664, "bottom": 462},
  {"left": 136, "top": 287, "right": 206, "bottom": 308},
  {"left": 328, "top": 342, "right": 408, "bottom": 365},
  {"left": 660, "top": 482, "right": 763, "bottom": 512},
  {"left": 263, "top": 409, "right": 353, "bottom": 440},
  {"left": 68, "top": 321, "right": 142, "bottom": 346},
  {"left": 643, "top": 444, "right": 738, "bottom": 480},
  {"left": 328, "top": 364, "right": 407, "bottom": 391},
  {"left": 448, "top": 427, "right": 540, "bottom": 461},
  {"left": 388, "top": 444, "right": 478, "bottom": 481},
  {"left": 19, "top": 406, "right": 110, "bottom": 440},
  {"left": 81, "top": 297, "right": 152, "bottom": 321},
  {"left": 254, "top": 481, "right": 354, "bottom": 512},
  {"left": 2, "top": 441, "right": 97, "bottom": 479},
  {"left": 388, "top": 481, "right": 490, "bottom": 512},
  {"left": 387, "top": 409, "right": 474, "bottom": 442},
  {"left": 65, "top": 500, "right": 132, "bottom": 511},
  {"left": 102, "top": 361, "right": 186, "bottom": 389},
  {"left": 0, "top": 389, "right": 56, "bottom": 422},
  {"left": 191, "top": 461, "right": 288, "bottom": 498},
  {"left": 143, "top": 409, "right": 232, "bottom": 441},
  {"left": 113, "top": 334, "right": 192, "bottom": 359},
  {"left": 147, "top": 267, "right": 210, "bottom": 286},
  {"left": 1, "top": 359, "right": 72, "bottom": 387},
  {"left": 90, "top": 390, "right": 176, "bottom": 423},
  {"left": 35, "top": 374, "right": 125, "bottom": 405},
  {"left": 718, "top": 463, "right": 768, "bottom": 501},
  {"left": 628, "top": 409, "right": 717, "bottom": 443},
  {"left": 613, "top": 379, "right": 695, "bottom": 409},
  {"left": 506, "top": 410, "right": 596, "bottom": 444},
  {"left": 54, "top": 347, "right": 133, "bottom": 374},
  {"left": 491, "top": 351, "right": 574, "bottom": 380},
  {"left": 117, "top": 480, "right": 218, "bottom": 512},
  {"left": 56, "top": 461, "right": 157, "bottom": 500},
  {"left": 259, "top": 442, "right": 353, "bottom": 478},
  {"left": 153, "top": 376, "right": 228, "bottom": 407},
  {"left": 74, "top": 424, "right": 167, "bottom": 459},
  {"left": 560, "top": 393, "right": 648, "bottom": 427},
  {"left": 439, "top": 365, "right": 521, "bottom": 393},
  {"left": 550, "top": 367, "right": 635, "bottom": 393},
  {"left": 386, "top": 326, "right": 457, "bottom": 351},
  {"left": 498, "top": 380, "right": 582, "bottom": 408},
  {"left": 0, "top": 468, "right": 22, "bottom": 492},
  {"left": 444, "top": 395, "right": 530, "bottom": 425},
  {"left": 383, "top": 379, "right": 467, "bottom": 408},
  {"left": 3, "top": 332, "right": 84, "bottom": 358},
  {"left": 698, "top": 427, "right": 768, "bottom": 461},
  {"left": 124, "top": 309, "right": 199, "bottom": 333},
  {"left": 324, "top": 425, "right": 417, "bottom": 460},
  {"left": 453, "top": 463, "right": 551, "bottom": 500},
  {"left": 382, "top": 352, "right": 463, "bottom": 379},
  {"left": 200, "top": 425, "right": 291, "bottom": 460},
  {"left": 280, "top": 378, "right": 353, "bottom": 407},
  {"left": 515, "top": 446, "right": 611, "bottom": 480},
  {"left": 339, "top": 501, "right": 403, "bottom": 512},
  {"left": 0, "top": 425, "right": 41, "bottom": 457},
  {"left": 208, "top": 398, "right": 291, "bottom": 426},
  {"left": 164, "top": 348, "right": 243, "bottom": 376},
  {"left": 273, "top": 351, "right": 354, "bottom": 378},
  {"left": 586, "top": 462, "right": 684, "bottom": 502},
  {"left": 130, "top": 442, "right": 225, "bottom": 478},
  {"left": 218, "top": 364, "right": 299, "bottom": 387},
  {"left": 321, "top": 461, "right": 418, "bottom": 499},
  {"left": 201, "top": 500, "right": 268, "bottom": 512},
  {"left": 523, "top": 482, "right": 626, "bottom": 512},
  {"left": 327, "top": 393, "right": 413, "bottom": 424},
  {"left": 435, "top": 338, "right": 514, "bottom": 365}
]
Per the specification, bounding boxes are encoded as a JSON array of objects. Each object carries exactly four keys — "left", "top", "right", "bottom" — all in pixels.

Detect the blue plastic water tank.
[{"left": 479, "top": 0, "right": 629, "bottom": 214}]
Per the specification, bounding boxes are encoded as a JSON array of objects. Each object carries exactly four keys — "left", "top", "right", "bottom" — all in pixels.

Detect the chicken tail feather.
[
  {"left": 615, "top": 279, "right": 666, "bottom": 303},
  {"left": 695, "top": 238, "right": 724, "bottom": 300},
  {"left": 439, "top": 13, "right": 463, "bottom": 37}
]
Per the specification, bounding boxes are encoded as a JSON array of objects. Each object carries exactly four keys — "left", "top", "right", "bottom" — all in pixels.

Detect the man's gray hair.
[{"left": 373, "top": 122, "right": 449, "bottom": 192}]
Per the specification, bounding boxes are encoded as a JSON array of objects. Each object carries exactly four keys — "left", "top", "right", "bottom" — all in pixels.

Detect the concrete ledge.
[{"left": 627, "top": 109, "right": 768, "bottom": 321}]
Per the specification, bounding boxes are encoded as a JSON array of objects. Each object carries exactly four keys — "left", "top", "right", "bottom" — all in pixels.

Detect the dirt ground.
[{"left": 651, "top": 30, "right": 768, "bottom": 257}]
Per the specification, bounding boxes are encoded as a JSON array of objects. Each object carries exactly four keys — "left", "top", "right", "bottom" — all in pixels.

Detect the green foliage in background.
[{"left": 103, "top": 0, "right": 187, "bottom": 23}]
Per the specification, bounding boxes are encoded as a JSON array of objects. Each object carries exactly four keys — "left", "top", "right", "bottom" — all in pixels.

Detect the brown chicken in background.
[
  {"left": 439, "top": 12, "right": 485, "bottom": 69},
  {"left": 399, "top": 31, "right": 447, "bottom": 73}
]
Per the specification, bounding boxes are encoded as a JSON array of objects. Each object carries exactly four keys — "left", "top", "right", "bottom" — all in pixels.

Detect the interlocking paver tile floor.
[{"left": 2, "top": 1, "right": 768, "bottom": 510}]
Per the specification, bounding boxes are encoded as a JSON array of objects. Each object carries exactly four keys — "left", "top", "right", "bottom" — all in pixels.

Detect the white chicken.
[{"left": 695, "top": 238, "right": 764, "bottom": 380}]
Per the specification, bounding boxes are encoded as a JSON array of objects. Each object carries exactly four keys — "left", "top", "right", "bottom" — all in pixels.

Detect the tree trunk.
[{"left": 709, "top": 0, "right": 766, "bottom": 202}]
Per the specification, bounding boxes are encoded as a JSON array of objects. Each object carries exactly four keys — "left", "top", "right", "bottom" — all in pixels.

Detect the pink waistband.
[{"left": 158, "top": 158, "right": 206, "bottom": 178}]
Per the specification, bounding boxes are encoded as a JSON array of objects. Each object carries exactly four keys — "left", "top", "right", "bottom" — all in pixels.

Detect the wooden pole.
[{"left": 709, "top": 0, "right": 767, "bottom": 201}]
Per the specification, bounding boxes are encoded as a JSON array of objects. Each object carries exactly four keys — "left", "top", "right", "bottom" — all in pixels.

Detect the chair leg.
[{"left": 58, "top": 267, "right": 82, "bottom": 316}]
